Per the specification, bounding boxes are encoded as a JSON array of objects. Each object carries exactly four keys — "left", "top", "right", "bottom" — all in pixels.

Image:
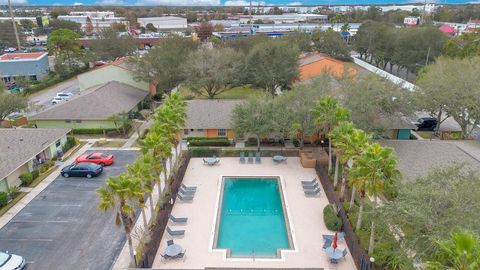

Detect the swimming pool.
[{"left": 215, "top": 177, "right": 293, "bottom": 258}]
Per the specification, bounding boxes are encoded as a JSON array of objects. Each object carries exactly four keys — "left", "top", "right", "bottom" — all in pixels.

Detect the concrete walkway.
[
  {"left": 122, "top": 119, "right": 154, "bottom": 149},
  {"left": 0, "top": 141, "right": 93, "bottom": 230}
]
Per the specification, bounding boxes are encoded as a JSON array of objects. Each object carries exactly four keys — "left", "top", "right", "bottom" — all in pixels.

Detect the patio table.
[
  {"left": 165, "top": 244, "right": 183, "bottom": 257},
  {"left": 205, "top": 157, "right": 218, "bottom": 165},
  {"left": 272, "top": 155, "right": 286, "bottom": 162},
  {"left": 325, "top": 247, "right": 343, "bottom": 260}
]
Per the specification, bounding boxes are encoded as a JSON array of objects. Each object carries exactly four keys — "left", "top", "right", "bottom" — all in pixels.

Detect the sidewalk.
[
  {"left": 122, "top": 119, "right": 154, "bottom": 149},
  {"left": 0, "top": 141, "right": 92, "bottom": 230}
]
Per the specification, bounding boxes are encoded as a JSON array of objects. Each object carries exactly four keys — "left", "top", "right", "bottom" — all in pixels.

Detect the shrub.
[
  {"left": 292, "top": 139, "right": 300, "bottom": 147},
  {"left": 31, "top": 169, "right": 39, "bottom": 180},
  {"left": 72, "top": 128, "right": 117, "bottom": 134},
  {"left": 0, "top": 192, "right": 8, "bottom": 207},
  {"left": 188, "top": 139, "right": 231, "bottom": 147},
  {"left": 19, "top": 172, "right": 34, "bottom": 186},
  {"left": 186, "top": 137, "right": 226, "bottom": 142},
  {"left": 323, "top": 204, "right": 343, "bottom": 231},
  {"left": 190, "top": 147, "right": 219, "bottom": 157},
  {"left": 245, "top": 137, "right": 258, "bottom": 146},
  {"left": 63, "top": 136, "right": 77, "bottom": 152},
  {"left": 8, "top": 186, "right": 21, "bottom": 199}
]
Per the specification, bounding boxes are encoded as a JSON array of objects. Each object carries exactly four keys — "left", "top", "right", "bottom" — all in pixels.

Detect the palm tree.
[
  {"left": 139, "top": 152, "right": 163, "bottom": 219},
  {"left": 329, "top": 122, "right": 370, "bottom": 201},
  {"left": 97, "top": 174, "right": 143, "bottom": 266},
  {"left": 142, "top": 128, "right": 173, "bottom": 194},
  {"left": 425, "top": 231, "right": 480, "bottom": 270},
  {"left": 127, "top": 159, "right": 154, "bottom": 230},
  {"left": 349, "top": 143, "right": 400, "bottom": 254},
  {"left": 312, "top": 96, "right": 350, "bottom": 173}
]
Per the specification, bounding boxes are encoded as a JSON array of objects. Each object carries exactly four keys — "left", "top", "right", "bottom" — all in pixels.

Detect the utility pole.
[
  {"left": 425, "top": 46, "right": 431, "bottom": 67},
  {"left": 249, "top": 0, "right": 253, "bottom": 34},
  {"left": 8, "top": 0, "right": 21, "bottom": 51}
]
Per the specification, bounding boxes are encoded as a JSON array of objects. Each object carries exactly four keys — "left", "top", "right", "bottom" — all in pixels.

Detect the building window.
[
  {"left": 55, "top": 140, "right": 61, "bottom": 147},
  {"left": 218, "top": 129, "right": 226, "bottom": 136},
  {"left": 75, "top": 120, "right": 82, "bottom": 123},
  {"left": 183, "top": 129, "right": 189, "bottom": 135},
  {"left": 65, "top": 120, "right": 71, "bottom": 123}
]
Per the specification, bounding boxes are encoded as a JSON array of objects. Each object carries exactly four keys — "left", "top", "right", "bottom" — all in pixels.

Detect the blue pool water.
[{"left": 217, "top": 177, "right": 290, "bottom": 257}]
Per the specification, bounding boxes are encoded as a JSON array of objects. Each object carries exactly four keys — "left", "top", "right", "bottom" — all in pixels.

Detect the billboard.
[{"left": 404, "top": 16, "right": 420, "bottom": 26}]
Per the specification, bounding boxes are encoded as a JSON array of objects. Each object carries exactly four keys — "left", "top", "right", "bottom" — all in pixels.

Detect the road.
[
  {"left": 0, "top": 150, "right": 139, "bottom": 270},
  {"left": 28, "top": 78, "right": 80, "bottom": 116}
]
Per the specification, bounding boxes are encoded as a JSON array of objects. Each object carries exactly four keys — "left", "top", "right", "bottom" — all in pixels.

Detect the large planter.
[{"left": 300, "top": 150, "right": 316, "bottom": 168}]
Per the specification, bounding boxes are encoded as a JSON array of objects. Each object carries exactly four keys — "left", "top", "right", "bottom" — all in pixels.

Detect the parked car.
[
  {"left": 0, "top": 251, "right": 25, "bottom": 270},
  {"left": 55, "top": 92, "right": 74, "bottom": 100},
  {"left": 61, "top": 162, "right": 103, "bottom": 178},
  {"left": 51, "top": 97, "right": 66, "bottom": 105},
  {"left": 415, "top": 117, "right": 438, "bottom": 131},
  {"left": 75, "top": 152, "right": 115, "bottom": 166},
  {"left": 3, "top": 48, "right": 15, "bottom": 53}
]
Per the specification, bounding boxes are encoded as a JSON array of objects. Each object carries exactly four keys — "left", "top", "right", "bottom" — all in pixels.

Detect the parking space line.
[{"left": 0, "top": 238, "right": 53, "bottom": 242}]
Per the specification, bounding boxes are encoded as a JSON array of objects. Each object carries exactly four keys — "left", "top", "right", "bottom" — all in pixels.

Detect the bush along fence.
[
  {"left": 315, "top": 160, "right": 375, "bottom": 270},
  {"left": 137, "top": 151, "right": 191, "bottom": 268},
  {"left": 189, "top": 147, "right": 299, "bottom": 158}
]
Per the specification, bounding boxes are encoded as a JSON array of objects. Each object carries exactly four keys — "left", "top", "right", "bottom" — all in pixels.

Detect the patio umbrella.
[{"left": 332, "top": 231, "right": 338, "bottom": 250}]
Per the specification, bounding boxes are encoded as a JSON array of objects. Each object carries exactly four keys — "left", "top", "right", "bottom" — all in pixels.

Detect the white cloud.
[
  {"left": 288, "top": 1, "right": 302, "bottom": 5},
  {"left": 97, "top": 0, "right": 125, "bottom": 4},
  {"left": 224, "top": 0, "right": 265, "bottom": 6},
  {"left": 0, "top": 0, "right": 27, "bottom": 4},
  {"left": 135, "top": 0, "right": 220, "bottom": 5},
  {"left": 73, "top": 2, "right": 84, "bottom": 5}
]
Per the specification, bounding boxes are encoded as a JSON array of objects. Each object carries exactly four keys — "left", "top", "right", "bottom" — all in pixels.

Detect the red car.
[{"left": 75, "top": 152, "right": 115, "bottom": 166}]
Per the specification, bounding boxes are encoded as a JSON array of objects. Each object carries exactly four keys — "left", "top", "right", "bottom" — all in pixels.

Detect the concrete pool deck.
[{"left": 153, "top": 157, "right": 357, "bottom": 270}]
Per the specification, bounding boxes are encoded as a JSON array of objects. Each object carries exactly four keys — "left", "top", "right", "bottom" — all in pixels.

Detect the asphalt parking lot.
[{"left": 0, "top": 150, "right": 139, "bottom": 270}]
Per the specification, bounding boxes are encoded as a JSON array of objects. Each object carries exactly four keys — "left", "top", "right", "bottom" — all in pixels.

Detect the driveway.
[
  {"left": 28, "top": 78, "right": 80, "bottom": 116},
  {"left": 0, "top": 150, "right": 139, "bottom": 270}
]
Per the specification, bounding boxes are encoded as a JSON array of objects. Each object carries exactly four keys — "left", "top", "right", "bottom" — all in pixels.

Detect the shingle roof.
[
  {"left": 380, "top": 140, "right": 480, "bottom": 183},
  {"left": 0, "top": 128, "right": 71, "bottom": 180},
  {"left": 31, "top": 81, "right": 148, "bottom": 120},
  {"left": 186, "top": 100, "right": 241, "bottom": 129}
]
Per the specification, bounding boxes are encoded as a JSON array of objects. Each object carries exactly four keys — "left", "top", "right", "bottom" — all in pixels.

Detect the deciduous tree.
[
  {"left": 90, "top": 28, "right": 137, "bottom": 61},
  {"left": 312, "top": 29, "right": 351, "bottom": 60},
  {"left": 0, "top": 92, "right": 28, "bottom": 121}
]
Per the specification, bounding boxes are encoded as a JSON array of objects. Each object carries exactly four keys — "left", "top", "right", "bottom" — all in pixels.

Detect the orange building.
[
  {"left": 299, "top": 53, "right": 356, "bottom": 81},
  {"left": 183, "top": 100, "right": 240, "bottom": 140}
]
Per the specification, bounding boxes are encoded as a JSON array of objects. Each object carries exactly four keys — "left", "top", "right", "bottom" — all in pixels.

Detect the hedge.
[
  {"left": 188, "top": 139, "right": 231, "bottom": 147},
  {"left": 186, "top": 137, "right": 227, "bottom": 142},
  {"left": 323, "top": 204, "right": 343, "bottom": 231},
  {"left": 189, "top": 147, "right": 298, "bottom": 157},
  {"left": 0, "top": 192, "right": 8, "bottom": 207},
  {"left": 19, "top": 172, "right": 34, "bottom": 186},
  {"left": 190, "top": 147, "right": 219, "bottom": 157},
  {"left": 63, "top": 136, "right": 77, "bottom": 152},
  {"left": 72, "top": 128, "right": 118, "bottom": 134}
]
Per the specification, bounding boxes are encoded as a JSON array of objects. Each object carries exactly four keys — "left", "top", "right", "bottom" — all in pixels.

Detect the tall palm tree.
[
  {"left": 142, "top": 128, "right": 173, "bottom": 194},
  {"left": 329, "top": 122, "right": 370, "bottom": 200},
  {"left": 349, "top": 143, "right": 400, "bottom": 254},
  {"left": 128, "top": 159, "right": 154, "bottom": 230},
  {"left": 426, "top": 231, "right": 480, "bottom": 270},
  {"left": 312, "top": 96, "right": 350, "bottom": 173},
  {"left": 97, "top": 174, "right": 143, "bottom": 266},
  {"left": 139, "top": 152, "right": 163, "bottom": 219}
]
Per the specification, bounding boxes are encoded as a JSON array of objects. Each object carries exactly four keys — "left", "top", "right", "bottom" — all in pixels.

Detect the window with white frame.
[{"left": 218, "top": 129, "right": 226, "bottom": 136}]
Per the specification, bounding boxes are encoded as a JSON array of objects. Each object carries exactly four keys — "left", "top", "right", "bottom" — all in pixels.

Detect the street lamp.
[
  {"left": 133, "top": 250, "right": 137, "bottom": 266},
  {"left": 370, "top": 257, "right": 375, "bottom": 267}
]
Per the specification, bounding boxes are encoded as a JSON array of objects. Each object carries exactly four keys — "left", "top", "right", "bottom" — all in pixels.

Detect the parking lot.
[{"left": 0, "top": 150, "right": 139, "bottom": 270}]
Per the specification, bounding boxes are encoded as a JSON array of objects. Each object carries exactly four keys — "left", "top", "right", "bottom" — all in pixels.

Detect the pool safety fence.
[{"left": 315, "top": 160, "right": 375, "bottom": 270}]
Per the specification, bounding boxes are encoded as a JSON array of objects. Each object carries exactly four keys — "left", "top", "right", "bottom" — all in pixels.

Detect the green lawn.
[{"left": 178, "top": 85, "right": 262, "bottom": 100}]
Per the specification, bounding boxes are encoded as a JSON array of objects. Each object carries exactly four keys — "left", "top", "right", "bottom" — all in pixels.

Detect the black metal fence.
[
  {"left": 315, "top": 161, "right": 375, "bottom": 270},
  {"left": 136, "top": 152, "right": 191, "bottom": 268}
]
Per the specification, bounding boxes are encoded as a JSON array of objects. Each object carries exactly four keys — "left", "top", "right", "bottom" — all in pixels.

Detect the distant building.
[
  {"left": 299, "top": 53, "right": 357, "bottom": 80},
  {"left": 58, "top": 11, "right": 127, "bottom": 32},
  {"left": 0, "top": 52, "right": 49, "bottom": 85},
  {"left": 0, "top": 128, "right": 70, "bottom": 192},
  {"left": 404, "top": 16, "right": 420, "bottom": 26},
  {"left": 233, "top": 14, "right": 328, "bottom": 24},
  {"left": 466, "top": 19, "right": 480, "bottom": 32},
  {"left": 439, "top": 24, "right": 456, "bottom": 36},
  {"left": 137, "top": 16, "right": 188, "bottom": 30}
]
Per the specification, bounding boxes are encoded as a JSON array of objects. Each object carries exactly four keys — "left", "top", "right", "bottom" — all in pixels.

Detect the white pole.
[{"left": 7, "top": 0, "right": 21, "bottom": 51}]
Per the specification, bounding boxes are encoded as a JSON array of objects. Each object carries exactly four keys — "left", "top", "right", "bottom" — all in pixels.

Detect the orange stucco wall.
[
  {"left": 300, "top": 59, "right": 356, "bottom": 80},
  {"left": 205, "top": 129, "right": 234, "bottom": 139}
]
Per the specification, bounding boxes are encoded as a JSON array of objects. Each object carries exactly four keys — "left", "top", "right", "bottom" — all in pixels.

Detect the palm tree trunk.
[
  {"left": 349, "top": 186, "right": 356, "bottom": 211},
  {"left": 333, "top": 152, "right": 339, "bottom": 186},
  {"left": 148, "top": 189, "right": 155, "bottom": 220},
  {"left": 340, "top": 168, "right": 347, "bottom": 200},
  {"left": 356, "top": 197, "right": 363, "bottom": 231},
  {"left": 328, "top": 140, "right": 332, "bottom": 172},
  {"left": 256, "top": 135, "right": 261, "bottom": 152},
  {"left": 141, "top": 206, "right": 148, "bottom": 230},
  {"left": 162, "top": 159, "right": 169, "bottom": 194},
  {"left": 119, "top": 211, "right": 136, "bottom": 267},
  {"left": 368, "top": 196, "right": 378, "bottom": 254}
]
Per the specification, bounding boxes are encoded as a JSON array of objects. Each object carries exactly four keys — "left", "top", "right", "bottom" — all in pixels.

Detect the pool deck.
[{"left": 153, "top": 157, "right": 357, "bottom": 270}]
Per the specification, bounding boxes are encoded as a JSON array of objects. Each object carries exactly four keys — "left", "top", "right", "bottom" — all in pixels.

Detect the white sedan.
[{"left": 0, "top": 251, "right": 25, "bottom": 270}]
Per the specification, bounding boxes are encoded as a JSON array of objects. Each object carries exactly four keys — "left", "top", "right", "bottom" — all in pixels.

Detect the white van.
[{"left": 0, "top": 251, "right": 25, "bottom": 270}]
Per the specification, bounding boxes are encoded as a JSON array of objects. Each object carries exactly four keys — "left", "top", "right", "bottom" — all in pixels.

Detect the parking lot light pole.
[{"left": 7, "top": 0, "right": 21, "bottom": 51}]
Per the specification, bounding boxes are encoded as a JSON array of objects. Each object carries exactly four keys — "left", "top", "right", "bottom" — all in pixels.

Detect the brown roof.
[
  {"left": 299, "top": 53, "right": 345, "bottom": 66},
  {"left": 31, "top": 81, "right": 147, "bottom": 120},
  {"left": 0, "top": 52, "right": 47, "bottom": 61},
  {"left": 0, "top": 128, "right": 71, "bottom": 180}
]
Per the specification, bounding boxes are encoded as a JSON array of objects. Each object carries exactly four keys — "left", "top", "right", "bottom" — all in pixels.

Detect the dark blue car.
[{"left": 61, "top": 162, "right": 103, "bottom": 178}]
